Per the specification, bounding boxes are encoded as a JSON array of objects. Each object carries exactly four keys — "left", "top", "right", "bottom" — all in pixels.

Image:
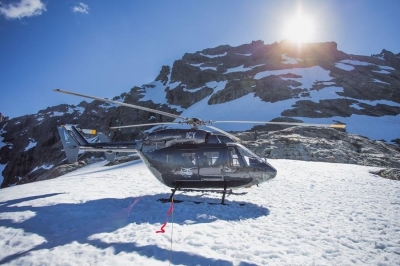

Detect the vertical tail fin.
[
  {"left": 69, "top": 126, "right": 90, "bottom": 146},
  {"left": 57, "top": 126, "right": 80, "bottom": 163},
  {"left": 57, "top": 125, "right": 118, "bottom": 162}
]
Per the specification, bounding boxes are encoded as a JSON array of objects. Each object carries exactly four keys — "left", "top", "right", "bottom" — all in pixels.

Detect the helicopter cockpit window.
[{"left": 236, "top": 144, "right": 264, "bottom": 167}]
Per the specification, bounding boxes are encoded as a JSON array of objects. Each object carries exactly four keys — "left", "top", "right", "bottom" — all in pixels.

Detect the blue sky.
[{"left": 1, "top": 0, "right": 399, "bottom": 119}]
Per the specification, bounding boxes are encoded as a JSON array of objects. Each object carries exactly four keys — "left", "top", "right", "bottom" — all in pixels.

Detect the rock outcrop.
[
  {"left": 238, "top": 127, "right": 400, "bottom": 168},
  {"left": 1, "top": 40, "right": 399, "bottom": 188},
  {"left": 380, "top": 49, "right": 400, "bottom": 70}
]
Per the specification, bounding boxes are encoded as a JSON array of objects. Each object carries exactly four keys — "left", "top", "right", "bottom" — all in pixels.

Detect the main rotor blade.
[
  {"left": 210, "top": 120, "right": 346, "bottom": 129},
  {"left": 205, "top": 125, "right": 242, "bottom": 143},
  {"left": 54, "top": 89, "right": 187, "bottom": 120},
  {"left": 110, "top": 122, "right": 180, "bottom": 129}
]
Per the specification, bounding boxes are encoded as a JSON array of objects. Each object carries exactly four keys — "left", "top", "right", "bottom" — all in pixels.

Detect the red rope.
[{"left": 156, "top": 200, "right": 174, "bottom": 233}]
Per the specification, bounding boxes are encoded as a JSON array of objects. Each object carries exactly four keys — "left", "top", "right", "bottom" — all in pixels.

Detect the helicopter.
[{"left": 54, "top": 89, "right": 346, "bottom": 204}]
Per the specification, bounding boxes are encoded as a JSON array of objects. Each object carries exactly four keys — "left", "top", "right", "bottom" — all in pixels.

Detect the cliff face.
[
  {"left": 1, "top": 40, "right": 399, "bottom": 188},
  {"left": 381, "top": 49, "right": 400, "bottom": 70}
]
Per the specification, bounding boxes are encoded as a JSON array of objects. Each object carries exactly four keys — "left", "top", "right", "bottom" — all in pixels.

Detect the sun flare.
[{"left": 283, "top": 15, "right": 315, "bottom": 44}]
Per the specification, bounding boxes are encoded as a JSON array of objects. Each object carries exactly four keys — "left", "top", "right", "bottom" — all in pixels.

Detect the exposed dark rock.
[
  {"left": 370, "top": 168, "right": 400, "bottom": 181},
  {"left": 170, "top": 60, "right": 223, "bottom": 88},
  {"left": 247, "top": 117, "right": 306, "bottom": 132},
  {"left": 237, "top": 126, "right": 400, "bottom": 168},
  {"left": 255, "top": 76, "right": 302, "bottom": 102},
  {"left": 155, "top": 65, "right": 171, "bottom": 85},
  {"left": 104, "top": 155, "right": 140, "bottom": 166},
  {"left": 208, "top": 79, "right": 255, "bottom": 104},
  {"left": 381, "top": 49, "right": 400, "bottom": 70},
  {"left": 19, "top": 161, "right": 88, "bottom": 184},
  {"left": 166, "top": 85, "right": 213, "bottom": 108}
]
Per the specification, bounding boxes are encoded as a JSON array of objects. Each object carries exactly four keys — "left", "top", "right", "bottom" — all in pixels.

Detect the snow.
[
  {"left": 182, "top": 86, "right": 205, "bottom": 93},
  {"left": 225, "top": 65, "right": 253, "bottom": 73},
  {"left": 254, "top": 66, "right": 332, "bottom": 89},
  {"left": 66, "top": 106, "right": 85, "bottom": 114},
  {"left": 339, "top": 59, "right": 372, "bottom": 66},
  {"left": 335, "top": 62, "right": 355, "bottom": 71},
  {"left": 30, "top": 164, "right": 55, "bottom": 174},
  {"left": 224, "top": 64, "right": 267, "bottom": 74},
  {"left": 138, "top": 81, "right": 184, "bottom": 112},
  {"left": 166, "top": 62, "right": 400, "bottom": 142},
  {"left": 281, "top": 54, "right": 300, "bottom": 64},
  {"left": 50, "top": 111, "right": 70, "bottom": 117},
  {"left": 172, "top": 82, "right": 400, "bottom": 142},
  {"left": 139, "top": 81, "right": 168, "bottom": 104},
  {"left": 372, "top": 79, "right": 390, "bottom": 85},
  {"left": 24, "top": 139, "right": 37, "bottom": 151},
  {"left": 199, "top": 66, "right": 217, "bottom": 71},
  {"left": 373, "top": 54, "right": 385, "bottom": 61},
  {"left": 189, "top": 63, "right": 202, "bottom": 67},
  {"left": 200, "top": 52, "right": 227, "bottom": 58},
  {"left": 350, "top": 103, "right": 364, "bottom": 110},
  {"left": 0, "top": 159, "right": 399, "bottom": 265},
  {"left": 236, "top": 53, "right": 251, "bottom": 56},
  {"left": 173, "top": 82, "right": 400, "bottom": 141},
  {"left": 336, "top": 60, "right": 395, "bottom": 75},
  {"left": 372, "top": 66, "right": 394, "bottom": 75},
  {"left": 373, "top": 70, "right": 391, "bottom": 74},
  {"left": 379, "top": 65, "right": 395, "bottom": 71}
]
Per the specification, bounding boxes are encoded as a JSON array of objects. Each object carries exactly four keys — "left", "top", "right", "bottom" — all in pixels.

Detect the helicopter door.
[
  {"left": 175, "top": 151, "right": 199, "bottom": 180},
  {"left": 221, "top": 147, "right": 250, "bottom": 185},
  {"left": 198, "top": 149, "right": 224, "bottom": 181}
]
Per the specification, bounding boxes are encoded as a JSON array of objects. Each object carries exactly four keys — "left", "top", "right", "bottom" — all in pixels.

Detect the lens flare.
[{"left": 283, "top": 15, "right": 315, "bottom": 44}]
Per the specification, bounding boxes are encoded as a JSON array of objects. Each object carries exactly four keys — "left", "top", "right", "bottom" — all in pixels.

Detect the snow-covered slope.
[
  {"left": 1, "top": 159, "right": 399, "bottom": 265},
  {"left": 141, "top": 56, "right": 400, "bottom": 142}
]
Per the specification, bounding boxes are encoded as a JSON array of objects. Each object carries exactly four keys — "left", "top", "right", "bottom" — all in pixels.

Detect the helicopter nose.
[{"left": 263, "top": 163, "right": 277, "bottom": 181}]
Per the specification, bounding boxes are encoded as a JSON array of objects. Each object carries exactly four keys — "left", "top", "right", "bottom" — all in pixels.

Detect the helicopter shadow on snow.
[
  {"left": 0, "top": 193, "right": 269, "bottom": 265},
  {"left": 129, "top": 192, "right": 270, "bottom": 224}
]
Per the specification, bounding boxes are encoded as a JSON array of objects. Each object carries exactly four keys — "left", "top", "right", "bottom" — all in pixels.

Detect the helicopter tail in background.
[
  {"left": 57, "top": 125, "right": 80, "bottom": 163},
  {"left": 57, "top": 125, "right": 130, "bottom": 163}
]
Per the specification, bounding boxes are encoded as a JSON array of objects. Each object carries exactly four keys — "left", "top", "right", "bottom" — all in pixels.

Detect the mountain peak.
[{"left": 1, "top": 40, "right": 399, "bottom": 188}]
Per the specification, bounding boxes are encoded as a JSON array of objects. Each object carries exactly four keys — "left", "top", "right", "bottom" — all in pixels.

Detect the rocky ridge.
[
  {"left": 238, "top": 127, "right": 400, "bottom": 168},
  {"left": 1, "top": 40, "right": 400, "bottom": 188}
]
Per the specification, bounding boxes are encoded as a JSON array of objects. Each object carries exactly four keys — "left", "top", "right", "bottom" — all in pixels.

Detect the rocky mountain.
[{"left": 1, "top": 40, "right": 400, "bottom": 188}]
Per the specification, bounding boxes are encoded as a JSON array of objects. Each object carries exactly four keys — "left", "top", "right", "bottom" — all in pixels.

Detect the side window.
[
  {"left": 198, "top": 150, "right": 220, "bottom": 167},
  {"left": 228, "top": 147, "right": 242, "bottom": 167},
  {"left": 181, "top": 152, "right": 196, "bottom": 166}
]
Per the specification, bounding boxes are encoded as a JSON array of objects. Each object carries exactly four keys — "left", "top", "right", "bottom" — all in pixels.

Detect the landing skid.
[{"left": 158, "top": 185, "right": 248, "bottom": 205}]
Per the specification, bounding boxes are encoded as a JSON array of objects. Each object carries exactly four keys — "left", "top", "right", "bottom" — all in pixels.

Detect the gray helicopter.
[{"left": 55, "top": 89, "right": 345, "bottom": 204}]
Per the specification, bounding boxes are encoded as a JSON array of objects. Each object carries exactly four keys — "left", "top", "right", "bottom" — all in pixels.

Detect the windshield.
[{"left": 235, "top": 144, "right": 265, "bottom": 167}]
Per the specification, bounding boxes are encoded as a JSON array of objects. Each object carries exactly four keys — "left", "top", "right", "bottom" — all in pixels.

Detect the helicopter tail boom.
[{"left": 57, "top": 125, "right": 138, "bottom": 163}]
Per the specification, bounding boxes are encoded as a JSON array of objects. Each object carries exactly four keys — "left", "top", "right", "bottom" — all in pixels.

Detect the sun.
[{"left": 283, "top": 15, "right": 315, "bottom": 44}]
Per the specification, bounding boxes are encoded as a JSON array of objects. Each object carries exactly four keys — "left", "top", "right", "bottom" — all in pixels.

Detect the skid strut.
[
  {"left": 168, "top": 185, "right": 178, "bottom": 201},
  {"left": 159, "top": 181, "right": 247, "bottom": 204},
  {"left": 221, "top": 181, "right": 228, "bottom": 205}
]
